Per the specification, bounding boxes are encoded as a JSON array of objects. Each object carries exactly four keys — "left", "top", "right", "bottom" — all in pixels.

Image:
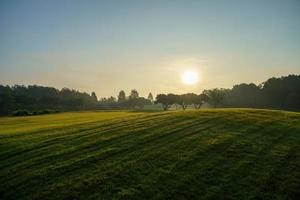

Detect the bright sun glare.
[{"left": 182, "top": 70, "right": 199, "bottom": 85}]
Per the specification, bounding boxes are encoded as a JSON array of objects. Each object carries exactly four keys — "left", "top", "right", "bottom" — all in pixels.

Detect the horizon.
[
  {"left": 1, "top": 0, "right": 300, "bottom": 97},
  {"left": 0, "top": 74, "right": 298, "bottom": 99}
]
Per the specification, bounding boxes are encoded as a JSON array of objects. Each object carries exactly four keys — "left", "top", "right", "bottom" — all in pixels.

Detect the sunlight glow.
[{"left": 181, "top": 70, "right": 199, "bottom": 85}]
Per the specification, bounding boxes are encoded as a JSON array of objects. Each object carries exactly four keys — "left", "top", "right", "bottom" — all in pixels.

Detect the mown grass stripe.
[{"left": 0, "top": 109, "right": 299, "bottom": 200}]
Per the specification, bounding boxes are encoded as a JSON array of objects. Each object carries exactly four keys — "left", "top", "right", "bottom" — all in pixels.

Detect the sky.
[{"left": 0, "top": 0, "right": 300, "bottom": 98}]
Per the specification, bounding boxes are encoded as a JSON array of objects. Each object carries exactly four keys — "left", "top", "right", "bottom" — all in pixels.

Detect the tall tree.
[
  {"left": 129, "top": 89, "right": 139, "bottom": 99},
  {"left": 204, "top": 89, "right": 227, "bottom": 108},
  {"left": 147, "top": 92, "right": 154, "bottom": 102},
  {"left": 91, "top": 92, "right": 98, "bottom": 102},
  {"left": 118, "top": 90, "right": 126, "bottom": 102}
]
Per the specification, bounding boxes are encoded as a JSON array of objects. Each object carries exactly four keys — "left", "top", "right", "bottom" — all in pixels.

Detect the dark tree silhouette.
[
  {"left": 224, "top": 83, "right": 263, "bottom": 108},
  {"left": 155, "top": 94, "right": 171, "bottom": 111},
  {"left": 91, "top": 92, "right": 98, "bottom": 102},
  {"left": 262, "top": 75, "right": 300, "bottom": 110},
  {"left": 193, "top": 93, "right": 209, "bottom": 109},
  {"left": 118, "top": 90, "right": 126, "bottom": 102},
  {"left": 178, "top": 93, "right": 195, "bottom": 110},
  {"left": 203, "top": 89, "right": 227, "bottom": 108},
  {"left": 0, "top": 85, "right": 14, "bottom": 115},
  {"left": 1, "top": 74, "right": 300, "bottom": 115},
  {"left": 147, "top": 92, "right": 154, "bottom": 102},
  {"left": 129, "top": 89, "right": 139, "bottom": 99},
  {"left": 130, "top": 97, "right": 151, "bottom": 109}
]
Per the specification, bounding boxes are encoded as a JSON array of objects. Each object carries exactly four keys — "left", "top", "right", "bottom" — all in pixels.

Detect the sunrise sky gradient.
[{"left": 1, "top": 0, "right": 299, "bottom": 97}]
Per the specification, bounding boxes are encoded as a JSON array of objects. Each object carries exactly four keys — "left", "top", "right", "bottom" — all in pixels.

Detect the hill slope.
[{"left": 0, "top": 109, "right": 300, "bottom": 200}]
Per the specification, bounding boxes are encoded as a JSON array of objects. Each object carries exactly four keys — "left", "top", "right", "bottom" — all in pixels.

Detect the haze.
[{"left": 0, "top": 0, "right": 299, "bottom": 97}]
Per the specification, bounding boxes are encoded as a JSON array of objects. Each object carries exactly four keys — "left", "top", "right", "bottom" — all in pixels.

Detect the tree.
[
  {"left": 129, "top": 89, "right": 139, "bottom": 99},
  {"left": 262, "top": 75, "right": 300, "bottom": 109},
  {"left": 204, "top": 89, "right": 227, "bottom": 108},
  {"left": 147, "top": 92, "right": 154, "bottom": 102},
  {"left": 178, "top": 93, "right": 195, "bottom": 110},
  {"left": 284, "top": 92, "right": 300, "bottom": 110},
  {"left": 91, "top": 92, "right": 98, "bottom": 102},
  {"left": 132, "top": 97, "right": 151, "bottom": 109},
  {"left": 193, "top": 93, "right": 209, "bottom": 109},
  {"left": 0, "top": 85, "right": 14, "bottom": 115},
  {"left": 155, "top": 94, "right": 171, "bottom": 111},
  {"left": 167, "top": 94, "right": 179, "bottom": 107},
  {"left": 176, "top": 95, "right": 186, "bottom": 110},
  {"left": 107, "top": 96, "right": 116, "bottom": 102},
  {"left": 118, "top": 90, "right": 126, "bottom": 102},
  {"left": 224, "top": 83, "right": 263, "bottom": 108}
]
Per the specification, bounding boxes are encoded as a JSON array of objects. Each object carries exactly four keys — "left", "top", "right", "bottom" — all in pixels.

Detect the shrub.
[
  {"left": 36, "top": 109, "right": 60, "bottom": 115},
  {"left": 12, "top": 110, "right": 31, "bottom": 116},
  {"left": 12, "top": 109, "right": 60, "bottom": 116},
  {"left": 31, "top": 111, "right": 39, "bottom": 115}
]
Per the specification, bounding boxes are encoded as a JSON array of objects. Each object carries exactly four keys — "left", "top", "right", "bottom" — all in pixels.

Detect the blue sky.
[{"left": 1, "top": 0, "right": 300, "bottom": 97}]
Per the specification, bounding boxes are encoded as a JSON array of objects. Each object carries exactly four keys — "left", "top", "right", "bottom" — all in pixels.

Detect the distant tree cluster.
[
  {"left": 98, "top": 89, "right": 152, "bottom": 110},
  {"left": 155, "top": 75, "right": 300, "bottom": 111},
  {"left": 0, "top": 85, "right": 99, "bottom": 115},
  {"left": 155, "top": 90, "right": 228, "bottom": 110},
  {"left": 0, "top": 86, "right": 153, "bottom": 115},
  {"left": 223, "top": 75, "right": 300, "bottom": 110},
  {"left": 155, "top": 93, "right": 209, "bottom": 110}
]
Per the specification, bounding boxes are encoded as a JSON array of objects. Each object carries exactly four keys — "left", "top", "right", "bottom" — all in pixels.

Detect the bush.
[
  {"left": 12, "top": 109, "right": 60, "bottom": 116},
  {"left": 39, "top": 109, "right": 60, "bottom": 114},
  {"left": 12, "top": 110, "right": 31, "bottom": 116},
  {"left": 31, "top": 111, "right": 39, "bottom": 115},
  {"left": 32, "top": 109, "right": 60, "bottom": 115}
]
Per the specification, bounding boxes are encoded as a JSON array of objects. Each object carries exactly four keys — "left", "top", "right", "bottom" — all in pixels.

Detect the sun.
[{"left": 181, "top": 70, "right": 199, "bottom": 85}]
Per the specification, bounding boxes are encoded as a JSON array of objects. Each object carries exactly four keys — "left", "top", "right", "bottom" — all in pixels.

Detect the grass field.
[{"left": 0, "top": 109, "right": 300, "bottom": 200}]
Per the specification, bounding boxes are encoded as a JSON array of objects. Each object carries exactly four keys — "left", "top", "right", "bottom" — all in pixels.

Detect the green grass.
[{"left": 0, "top": 109, "right": 300, "bottom": 200}]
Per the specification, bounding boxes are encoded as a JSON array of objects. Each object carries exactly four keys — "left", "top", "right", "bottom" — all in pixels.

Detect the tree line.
[
  {"left": 0, "top": 85, "right": 153, "bottom": 115},
  {"left": 155, "top": 75, "right": 300, "bottom": 111},
  {"left": 98, "top": 89, "right": 153, "bottom": 110},
  {"left": 0, "top": 74, "right": 299, "bottom": 115}
]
